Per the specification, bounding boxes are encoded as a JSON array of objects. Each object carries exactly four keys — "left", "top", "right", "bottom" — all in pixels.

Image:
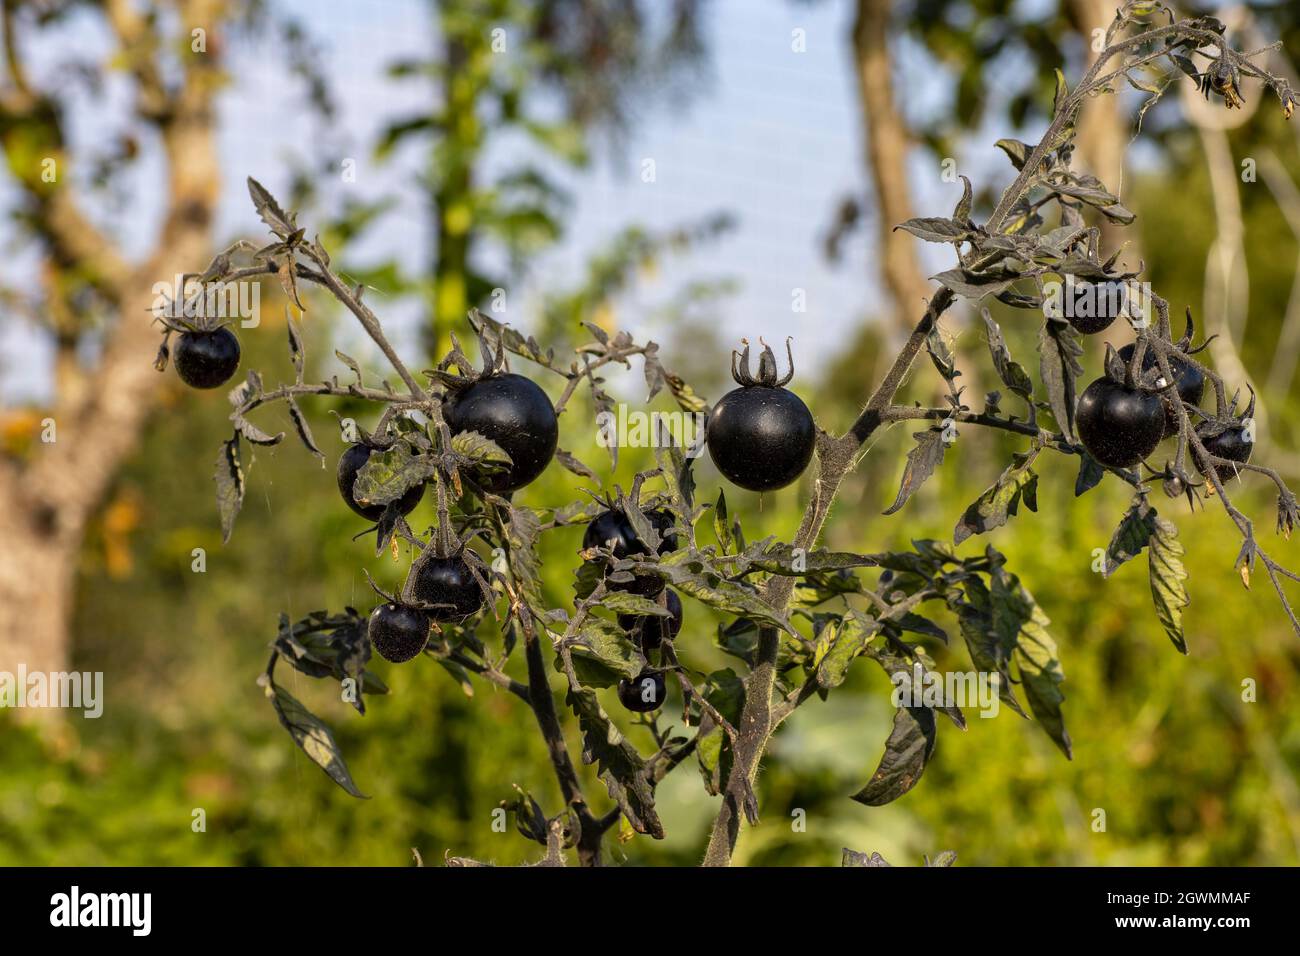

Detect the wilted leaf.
[
  {"left": 1013, "top": 590, "right": 1072, "bottom": 758},
  {"left": 982, "top": 309, "right": 1033, "bottom": 399},
  {"left": 894, "top": 217, "right": 977, "bottom": 244},
  {"left": 1039, "top": 318, "right": 1084, "bottom": 440},
  {"left": 1104, "top": 495, "right": 1158, "bottom": 577},
  {"left": 354, "top": 440, "right": 433, "bottom": 507},
  {"left": 851, "top": 706, "right": 937, "bottom": 806},
  {"left": 261, "top": 673, "right": 365, "bottom": 798},
  {"left": 214, "top": 434, "right": 244, "bottom": 544},
  {"left": 884, "top": 428, "right": 948, "bottom": 516},
  {"left": 287, "top": 396, "right": 324, "bottom": 461},
  {"left": 953, "top": 447, "right": 1040, "bottom": 545},
  {"left": 566, "top": 684, "right": 663, "bottom": 837},
  {"left": 452, "top": 430, "right": 512, "bottom": 467},
  {"left": 1149, "top": 515, "right": 1189, "bottom": 654}
]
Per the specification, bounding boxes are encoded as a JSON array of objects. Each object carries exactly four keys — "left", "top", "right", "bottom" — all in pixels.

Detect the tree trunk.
[
  {"left": 1067, "top": 0, "right": 1135, "bottom": 257},
  {"left": 854, "top": 0, "right": 931, "bottom": 339},
  {"left": 0, "top": 3, "right": 221, "bottom": 700}
]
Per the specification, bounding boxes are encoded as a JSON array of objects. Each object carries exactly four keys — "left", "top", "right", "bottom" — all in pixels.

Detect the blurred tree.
[
  {"left": 0, "top": 0, "right": 238, "bottom": 680},
  {"left": 375, "top": 0, "right": 709, "bottom": 357}
]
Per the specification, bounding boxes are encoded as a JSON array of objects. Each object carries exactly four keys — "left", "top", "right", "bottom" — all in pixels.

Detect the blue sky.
[{"left": 0, "top": 0, "right": 1053, "bottom": 402}]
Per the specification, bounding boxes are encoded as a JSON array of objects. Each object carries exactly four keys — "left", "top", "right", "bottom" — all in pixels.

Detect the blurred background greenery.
[{"left": 2, "top": 0, "right": 1299, "bottom": 867}]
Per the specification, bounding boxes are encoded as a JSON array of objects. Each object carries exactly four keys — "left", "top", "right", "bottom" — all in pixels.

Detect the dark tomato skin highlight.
[
  {"left": 1076, "top": 377, "right": 1165, "bottom": 468},
  {"left": 1117, "top": 343, "right": 1205, "bottom": 438},
  {"left": 582, "top": 509, "right": 677, "bottom": 597},
  {"left": 368, "top": 603, "right": 431, "bottom": 663},
  {"left": 617, "top": 670, "right": 667, "bottom": 712},
  {"left": 174, "top": 328, "right": 241, "bottom": 389},
  {"left": 618, "top": 589, "right": 683, "bottom": 652},
  {"left": 1195, "top": 425, "right": 1253, "bottom": 483},
  {"left": 706, "top": 386, "right": 815, "bottom": 492},
  {"left": 443, "top": 373, "right": 558, "bottom": 493},
  {"left": 411, "top": 555, "right": 483, "bottom": 620},
  {"left": 336, "top": 444, "right": 425, "bottom": 521},
  {"left": 1064, "top": 280, "right": 1127, "bottom": 335}
]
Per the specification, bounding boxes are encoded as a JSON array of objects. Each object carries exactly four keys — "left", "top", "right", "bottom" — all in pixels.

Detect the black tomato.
[
  {"left": 174, "top": 328, "right": 241, "bottom": 389},
  {"left": 336, "top": 444, "right": 425, "bottom": 521},
  {"left": 1063, "top": 280, "right": 1127, "bottom": 335},
  {"left": 617, "top": 670, "right": 667, "bottom": 713},
  {"left": 1076, "top": 376, "right": 1165, "bottom": 468},
  {"left": 582, "top": 508, "right": 677, "bottom": 598},
  {"left": 1117, "top": 343, "right": 1205, "bottom": 438},
  {"left": 706, "top": 340, "right": 815, "bottom": 492},
  {"left": 368, "top": 603, "right": 431, "bottom": 663},
  {"left": 1194, "top": 423, "right": 1253, "bottom": 483},
  {"left": 618, "top": 589, "right": 683, "bottom": 652},
  {"left": 443, "top": 373, "right": 558, "bottom": 494},
  {"left": 411, "top": 555, "right": 484, "bottom": 620}
]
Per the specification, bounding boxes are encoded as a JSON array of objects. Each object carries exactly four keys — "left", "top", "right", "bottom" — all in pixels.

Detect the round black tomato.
[
  {"left": 1195, "top": 423, "right": 1253, "bottom": 483},
  {"left": 336, "top": 444, "right": 425, "bottom": 521},
  {"left": 582, "top": 508, "right": 676, "bottom": 597},
  {"left": 174, "top": 328, "right": 241, "bottom": 389},
  {"left": 411, "top": 555, "right": 483, "bottom": 620},
  {"left": 1063, "top": 280, "right": 1127, "bottom": 335},
  {"left": 617, "top": 670, "right": 667, "bottom": 713},
  {"left": 618, "top": 590, "right": 683, "bottom": 652},
  {"left": 1076, "top": 376, "right": 1165, "bottom": 468},
  {"left": 368, "top": 603, "right": 431, "bottom": 663},
  {"left": 707, "top": 386, "right": 815, "bottom": 492},
  {"left": 1117, "top": 343, "right": 1205, "bottom": 438},
  {"left": 443, "top": 373, "right": 558, "bottom": 494}
]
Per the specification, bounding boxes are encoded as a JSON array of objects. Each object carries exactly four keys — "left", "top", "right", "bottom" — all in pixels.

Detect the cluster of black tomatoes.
[
  {"left": 1065, "top": 282, "right": 1251, "bottom": 479},
  {"left": 171, "top": 331, "right": 820, "bottom": 714}
]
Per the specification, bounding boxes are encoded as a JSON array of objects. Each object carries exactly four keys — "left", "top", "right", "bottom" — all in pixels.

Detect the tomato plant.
[{"left": 164, "top": 5, "right": 1300, "bottom": 867}]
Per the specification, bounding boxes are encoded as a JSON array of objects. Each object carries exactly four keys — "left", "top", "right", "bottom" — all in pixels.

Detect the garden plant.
[{"left": 156, "top": 2, "right": 1300, "bottom": 867}]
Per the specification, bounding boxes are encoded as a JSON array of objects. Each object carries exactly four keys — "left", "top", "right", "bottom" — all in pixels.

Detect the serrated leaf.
[
  {"left": 851, "top": 706, "right": 936, "bottom": 806},
  {"left": 214, "top": 435, "right": 244, "bottom": 544},
  {"left": 953, "top": 447, "right": 1041, "bottom": 545},
  {"left": 750, "top": 543, "right": 881, "bottom": 575},
  {"left": 995, "top": 138, "right": 1032, "bottom": 170},
  {"left": 1074, "top": 452, "right": 1104, "bottom": 496},
  {"left": 894, "top": 217, "right": 977, "bottom": 244},
  {"left": 335, "top": 350, "right": 363, "bottom": 384},
  {"left": 451, "top": 430, "right": 512, "bottom": 466},
  {"left": 1149, "top": 515, "right": 1189, "bottom": 654},
  {"left": 554, "top": 447, "right": 595, "bottom": 479},
  {"left": 1103, "top": 495, "right": 1158, "bottom": 577},
  {"left": 247, "top": 177, "right": 296, "bottom": 240},
  {"left": 714, "top": 488, "right": 733, "bottom": 555},
  {"left": 353, "top": 440, "right": 433, "bottom": 507},
  {"left": 566, "top": 618, "right": 642, "bottom": 687},
  {"left": 843, "top": 848, "right": 892, "bottom": 867},
  {"left": 287, "top": 396, "right": 324, "bottom": 461},
  {"left": 1013, "top": 590, "right": 1072, "bottom": 758},
  {"left": 953, "top": 174, "right": 973, "bottom": 221},
  {"left": 815, "top": 613, "right": 875, "bottom": 690},
  {"left": 287, "top": 311, "right": 305, "bottom": 380},
  {"left": 884, "top": 428, "right": 948, "bottom": 516},
  {"left": 234, "top": 415, "right": 284, "bottom": 446},
  {"left": 598, "top": 590, "right": 673, "bottom": 618},
  {"left": 1038, "top": 318, "right": 1084, "bottom": 440},
  {"left": 932, "top": 267, "right": 1018, "bottom": 301},
  {"left": 566, "top": 684, "right": 663, "bottom": 837},
  {"left": 982, "top": 309, "right": 1033, "bottom": 399}
]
